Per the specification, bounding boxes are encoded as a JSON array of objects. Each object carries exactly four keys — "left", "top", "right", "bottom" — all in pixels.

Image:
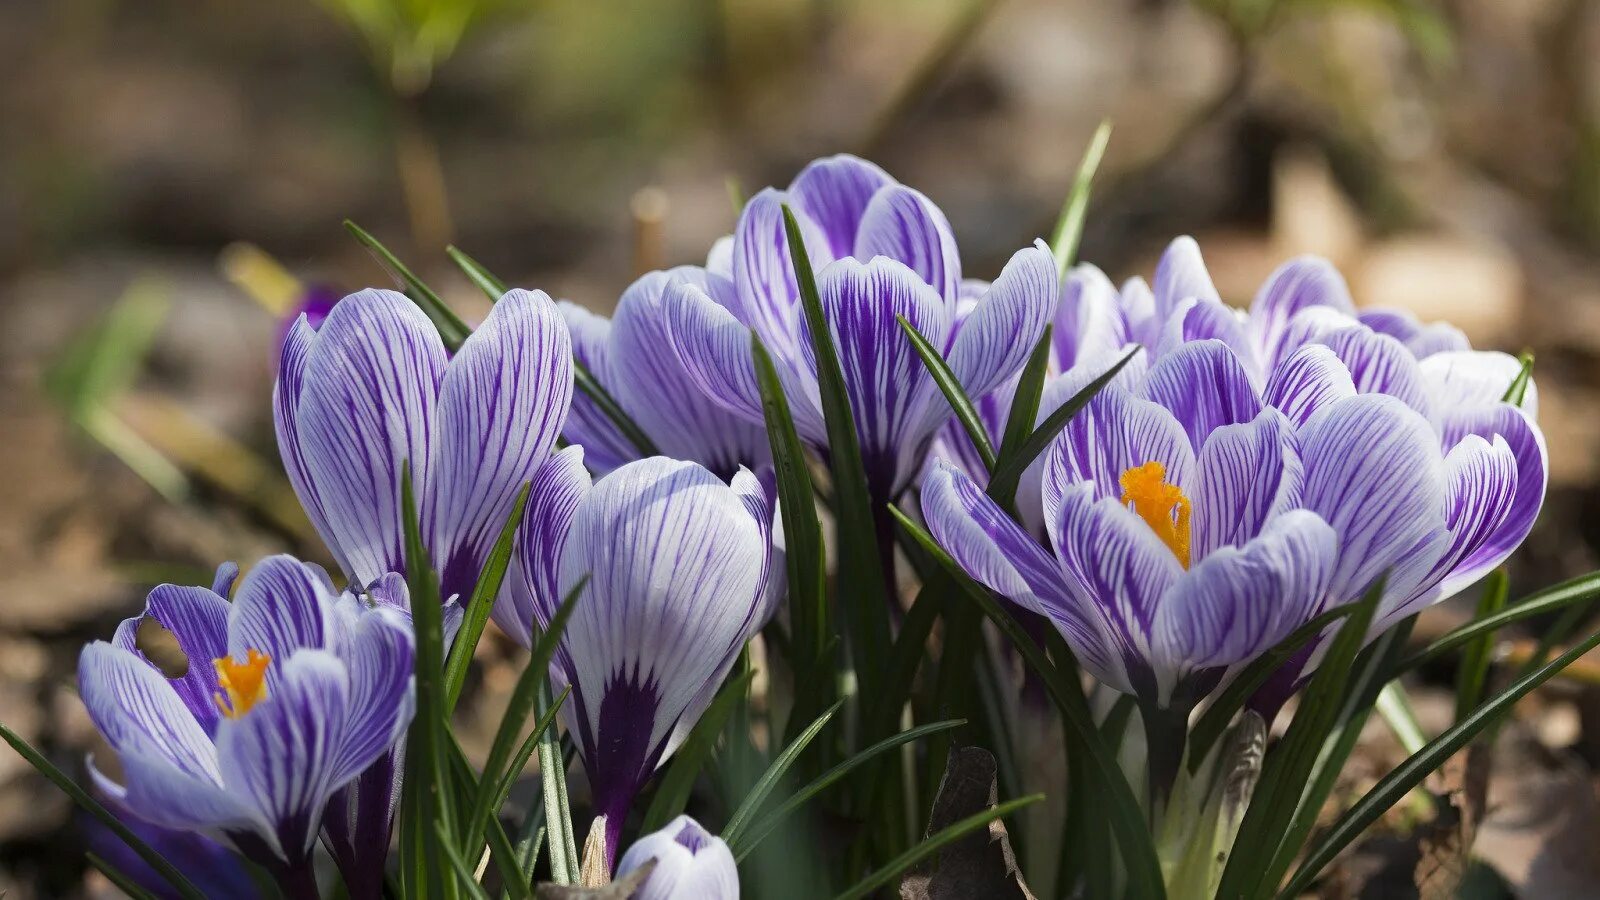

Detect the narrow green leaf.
[
  {"left": 641, "top": 670, "right": 758, "bottom": 833},
  {"left": 539, "top": 687, "right": 580, "bottom": 884},
  {"left": 734, "top": 719, "right": 966, "bottom": 861},
  {"left": 86, "top": 852, "right": 162, "bottom": 900},
  {"left": 899, "top": 315, "right": 996, "bottom": 473},
  {"left": 1455, "top": 570, "right": 1509, "bottom": 723},
  {"left": 891, "top": 506, "right": 1166, "bottom": 899},
  {"left": 995, "top": 325, "right": 1053, "bottom": 467},
  {"left": 985, "top": 346, "right": 1140, "bottom": 509},
  {"left": 447, "top": 245, "right": 510, "bottom": 302},
  {"left": 438, "top": 822, "right": 493, "bottom": 900},
  {"left": 781, "top": 203, "right": 891, "bottom": 693},
  {"left": 832, "top": 795, "right": 1045, "bottom": 900},
  {"left": 401, "top": 461, "right": 458, "bottom": 896},
  {"left": 1049, "top": 119, "right": 1113, "bottom": 276},
  {"left": 0, "top": 724, "right": 206, "bottom": 900},
  {"left": 1188, "top": 600, "right": 1365, "bottom": 767},
  {"left": 445, "top": 482, "right": 531, "bottom": 712},
  {"left": 1216, "top": 578, "right": 1383, "bottom": 900},
  {"left": 1395, "top": 571, "right": 1600, "bottom": 673},
  {"left": 463, "top": 579, "right": 588, "bottom": 857},
  {"left": 722, "top": 699, "right": 845, "bottom": 847},
  {"left": 345, "top": 219, "right": 471, "bottom": 349},
  {"left": 488, "top": 687, "right": 570, "bottom": 826},
  {"left": 1280, "top": 622, "right": 1600, "bottom": 899},
  {"left": 1501, "top": 351, "right": 1534, "bottom": 406},
  {"left": 752, "top": 334, "right": 831, "bottom": 735},
  {"left": 444, "top": 737, "right": 533, "bottom": 900}
]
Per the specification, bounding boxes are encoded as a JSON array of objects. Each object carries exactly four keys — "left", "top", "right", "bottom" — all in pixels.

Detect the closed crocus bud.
[{"left": 615, "top": 816, "right": 739, "bottom": 900}]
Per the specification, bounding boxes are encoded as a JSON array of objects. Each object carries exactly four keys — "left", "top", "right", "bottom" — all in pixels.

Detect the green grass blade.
[
  {"left": 1049, "top": 120, "right": 1113, "bottom": 276},
  {"left": 1215, "top": 578, "right": 1383, "bottom": 900},
  {"left": 898, "top": 314, "right": 996, "bottom": 473},
  {"left": 1501, "top": 351, "right": 1534, "bottom": 405},
  {"left": 1455, "top": 570, "right": 1508, "bottom": 723},
  {"left": 985, "top": 346, "right": 1139, "bottom": 509},
  {"left": 0, "top": 724, "right": 206, "bottom": 900},
  {"left": 1279, "top": 622, "right": 1600, "bottom": 899},
  {"left": 995, "top": 326, "right": 1053, "bottom": 469},
  {"left": 401, "top": 461, "right": 458, "bottom": 896},
  {"left": 444, "top": 737, "right": 533, "bottom": 900},
  {"left": 437, "top": 822, "right": 493, "bottom": 900},
  {"left": 86, "top": 852, "right": 162, "bottom": 900},
  {"left": 782, "top": 203, "right": 892, "bottom": 692},
  {"left": 538, "top": 686, "right": 580, "bottom": 885},
  {"left": 752, "top": 334, "right": 832, "bottom": 736},
  {"left": 445, "top": 483, "right": 531, "bottom": 712},
  {"left": 831, "top": 795, "right": 1044, "bottom": 900},
  {"left": 463, "top": 579, "right": 587, "bottom": 856},
  {"left": 447, "top": 245, "right": 510, "bottom": 301},
  {"left": 733, "top": 719, "right": 966, "bottom": 862},
  {"left": 641, "top": 669, "right": 757, "bottom": 833},
  {"left": 1395, "top": 571, "right": 1600, "bottom": 673},
  {"left": 721, "top": 699, "right": 845, "bottom": 847},
  {"left": 345, "top": 219, "right": 470, "bottom": 349},
  {"left": 1188, "top": 600, "right": 1365, "bottom": 767},
  {"left": 891, "top": 506, "right": 1166, "bottom": 899},
  {"left": 489, "top": 687, "right": 570, "bottom": 824}
]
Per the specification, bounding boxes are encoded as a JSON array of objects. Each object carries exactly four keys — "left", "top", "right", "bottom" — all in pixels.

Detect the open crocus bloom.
[
  {"left": 275, "top": 286, "right": 573, "bottom": 602},
  {"left": 78, "top": 556, "right": 414, "bottom": 895},
  {"left": 615, "top": 815, "right": 740, "bottom": 899},
  {"left": 663, "top": 154, "right": 1056, "bottom": 501},
  {"left": 496, "top": 455, "right": 781, "bottom": 862},
  {"left": 560, "top": 264, "right": 769, "bottom": 478}
]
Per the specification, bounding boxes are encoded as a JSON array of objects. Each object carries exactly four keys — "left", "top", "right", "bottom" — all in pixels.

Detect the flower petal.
[
  {"left": 1151, "top": 236, "right": 1219, "bottom": 321},
  {"left": 789, "top": 154, "right": 894, "bottom": 258},
  {"left": 611, "top": 272, "right": 771, "bottom": 477},
  {"left": 114, "top": 584, "right": 231, "bottom": 735},
  {"left": 1299, "top": 394, "right": 1448, "bottom": 604},
  {"left": 1420, "top": 350, "right": 1538, "bottom": 418},
  {"left": 428, "top": 289, "right": 573, "bottom": 600},
  {"left": 329, "top": 607, "right": 415, "bottom": 785},
  {"left": 804, "top": 256, "right": 952, "bottom": 496},
  {"left": 616, "top": 815, "right": 740, "bottom": 900},
  {"left": 1431, "top": 404, "right": 1546, "bottom": 598},
  {"left": 1044, "top": 384, "right": 1196, "bottom": 505},
  {"left": 499, "top": 445, "right": 592, "bottom": 648},
  {"left": 79, "top": 642, "right": 220, "bottom": 782},
  {"left": 853, "top": 184, "right": 962, "bottom": 303},
  {"left": 1316, "top": 326, "right": 1431, "bottom": 414},
  {"left": 558, "top": 300, "right": 637, "bottom": 474},
  {"left": 1191, "top": 409, "right": 1303, "bottom": 559},
  {"left": 229, "top": 555, "right": 337, "bottom": 687},
  {"left": 731, "top": 189, "right": 831, "bottom": 357},
  {"left": 1358, "top": 308, "right": 1470, "bottom": 359},
  {"left": 215, "top": 650, "right": 351, "bottom": 860},
  {"left": 274, "top": 315, "right": 347, "bottom": 577},
  {"left": 945, "top": 240, "right": 1058, "bottom": 404},
  {"left": 1248, "top": 256, "right": 1354, "bottom": 368},
  {"left": 116, "top": 746, "right": 268, "bottom": 850},
  {"left": 1140, "top": 340, "right": 1263, "bottom": 454},
  {"left": 291, "top": 290, "right": 446, "bottom": 587},
  {"left": 1263, "top": 344, "right": 1356, "bottom": 429},
  {"left": 1056, "top": 263, "right": 1130, "bottom": 370},
  {"left": 1156, "top": 297, "right": 1263, "bottom": 382}
]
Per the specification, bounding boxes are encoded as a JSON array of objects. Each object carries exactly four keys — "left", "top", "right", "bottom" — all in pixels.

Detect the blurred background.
[{"left": 2, "top": 0, "right": 1599, "bottom": 895}]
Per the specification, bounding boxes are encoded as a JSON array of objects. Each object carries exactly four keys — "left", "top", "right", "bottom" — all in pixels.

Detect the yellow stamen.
[
  {"left": 213, "top": 649, "right": 271, "bottom": 719},
  {"left": 1119, "top": 462, "right": 1191, "bottom": 568}
]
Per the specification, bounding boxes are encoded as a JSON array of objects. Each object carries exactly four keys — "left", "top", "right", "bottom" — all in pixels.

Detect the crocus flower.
[
  {"left": 614, "top": 815, "right": 740, "bottom": 899},
  {"left": 78, "top": 556, "right": 415, "bottom": 897},
  {"left": 275, "top": 286, "right": 574, "bottom": 602},
  {"left": 664, "top": 154, "right": 1056, "bottom": 503},
  {"left": 497, "top": 454, "right": 780, "bottom": 863},
  {"left": 560, "top": 264, "right": 769, "bottom": 478}
]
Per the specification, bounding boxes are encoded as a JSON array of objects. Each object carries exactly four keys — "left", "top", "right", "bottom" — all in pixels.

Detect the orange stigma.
[
  {"left": 1119, "top": 462, "right": 1191, "bottom": 568},
  {"left": 213, "top": 649, "right": 271, "bottom": 719}
]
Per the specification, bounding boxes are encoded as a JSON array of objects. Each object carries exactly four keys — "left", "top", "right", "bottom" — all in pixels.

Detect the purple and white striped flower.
[
  {"left": 275, "top": 286, "right": 574, "bottom": 602},
  {"left": 615, "top": 815, "right": 740, "bottom": 899},
  {"left": 496, "top": 454, "right": 780, "bottom": 862},
  {"left": 560, "top": 265, "right": 769, "bottom": 478},
  {"left": 78, "top": 556, "right": 415, "bottom": 897},
  {"left": 662, "top": 154, "right": 1056, "bottom": 501}
]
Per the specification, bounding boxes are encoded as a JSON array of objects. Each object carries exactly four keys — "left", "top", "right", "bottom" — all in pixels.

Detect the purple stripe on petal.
[
  {"left": 1432, "top": 404, "right": 1546, "bottom": 598},
  {"left": 558, "top": 300, "right": 637, "bottom": 474},
  {"left": 215, "top": 650, "right": 350, "bottom": 860},
  {"left": 1157, "top": 298, "right": 1264, "bottom": 382},
  {"left": 500, "top": 445, "right": 592, "bottom": 649},
  {"left": 1249, "top": 256, "right": 1354, "bottom": 369},
  {"left": 429, "top": 288, "right": 573, "bottom": 601},
  {"left": 119, "top": 585, "right": 231, "bottom": 736},
  {"left": 79, "top": 643, "right": 221, "bottom": 782},
  {"left": 295, "top": 290, "right": 446, "bottom": 587},
  {"left": 329, "top": 606, "right": 415, "bottom": 785},
  {"left": 853, "top": 185, "right": 962, "bottom": 303},
  {"left": 1316, "top": 326, "right": 1431, "bottom": 414},
  {"left": 1151, "top": 236, "right": 1219, "bottom": 322},
  {"left": 1191, "top": 409, "right": 1302, "bottom": 559},
  {"left": 1056, "top": 264, "right": 1130, "bottom": 370},
  {"left": 1299, "top": 394, "right": 1447, "bottom": 605},
  {"left": 117, "top": 747, "right": 268, "bottom": 850},
  {"left": 732, "top": 189, "right": 832, "bottom": 358},
  {"left": 661, "top": 274, "right": 794, "bottom": 435},
  {"left": 789, "top": 154, "right": 893, "bottom": 258},
  {"left": 1140, "top": 340, "right": 1263, "bottom": 454},
  {"left": 274, "top": 316, "right": 349, "bottom": 578},
  {"left": 616, "top": 815, "right": 740, "bottom": 900},
  {"left": 1044, "top": 385, "right": 1196, "bottom": 504},
  {"left": 1263, "top": 344, "right": 1356, "bottom": 429},
  {"left": 945, "top": 240, "right": 1058, "bottom": 408},
  {"left": 229, "top": 555, "right": 336, "bottom": 688}
]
